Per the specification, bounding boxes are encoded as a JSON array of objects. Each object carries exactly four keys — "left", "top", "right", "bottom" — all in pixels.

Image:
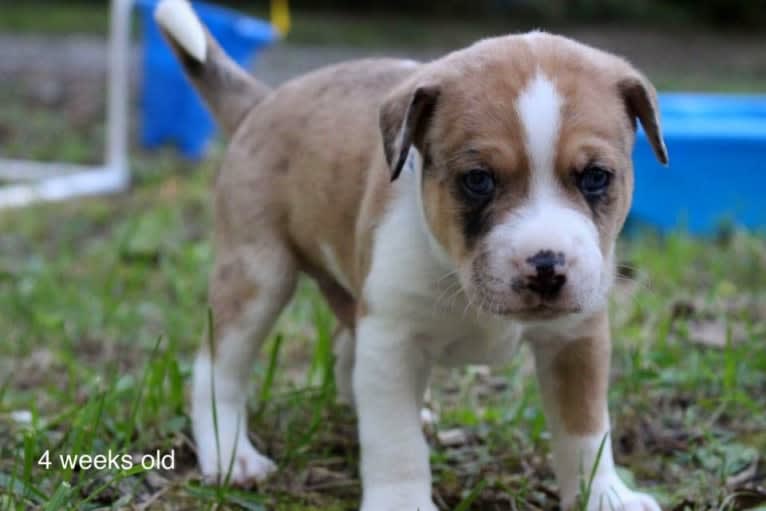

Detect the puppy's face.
[{"left": 381, "top": 33, "right": 667, "bottom": 321}]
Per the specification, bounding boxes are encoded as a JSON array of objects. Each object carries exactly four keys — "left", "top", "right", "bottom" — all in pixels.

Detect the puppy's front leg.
[
  {"left": 354, "top": 316, "right": 437, "bottom": 511},
  {"left": 531, "top": 313, "right": 660, "bottom": 511}
]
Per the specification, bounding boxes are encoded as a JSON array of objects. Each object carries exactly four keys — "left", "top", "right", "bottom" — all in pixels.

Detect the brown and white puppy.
[{"left": 155, "top": 1, "right": 668, "bottom": 510}]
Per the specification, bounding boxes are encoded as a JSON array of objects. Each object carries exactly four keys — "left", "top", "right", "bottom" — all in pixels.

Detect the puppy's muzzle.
[{"left": 522, "top": 250, "right": 567, "bottom": 300}]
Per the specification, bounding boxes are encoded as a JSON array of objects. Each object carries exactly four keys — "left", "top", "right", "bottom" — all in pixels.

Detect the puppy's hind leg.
[
  {"left": 192, "top": 240, "right": 297, "bottom": 487},
  {"left": 333, "top": 327, "right": 355, "bottom": 406}
]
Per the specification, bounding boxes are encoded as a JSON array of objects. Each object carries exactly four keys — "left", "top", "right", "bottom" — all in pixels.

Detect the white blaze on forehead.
[{"left": 516, "top": 71, "right": 563, "bottom": 191}]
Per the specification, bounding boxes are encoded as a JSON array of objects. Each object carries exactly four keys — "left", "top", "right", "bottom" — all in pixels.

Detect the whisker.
[{"left": 434, "top": 280, "right": 461, "bottom": 311}]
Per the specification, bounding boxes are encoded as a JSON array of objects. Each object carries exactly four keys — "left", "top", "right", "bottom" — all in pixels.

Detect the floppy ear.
[
  {"left": 379, "top": 84, "right": 440, "bottom": 181},
  {"left": 618, "top": 71, "right": 669, "bottom": 165}
]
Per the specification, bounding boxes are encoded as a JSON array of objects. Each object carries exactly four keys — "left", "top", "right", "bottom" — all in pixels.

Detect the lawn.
[
  {"left": 0, "top": 122, "right": 765, "bottom": 509},
  {"left": 0, "top": 148, "right": 764, "bottom": 510},
  {"left": 1, "top": 5, "right": 766, "bottom": 510}
]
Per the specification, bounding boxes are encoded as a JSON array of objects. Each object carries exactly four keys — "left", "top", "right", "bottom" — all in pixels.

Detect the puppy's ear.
[
  {"left": 379, "top": 84, "right": 440, "bottom": 181},
  {"left": 618, "top": 70, "right": 669, "bottom": 165}
]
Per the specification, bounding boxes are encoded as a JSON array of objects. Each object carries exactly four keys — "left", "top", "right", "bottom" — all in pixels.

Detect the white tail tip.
[{"left": 154, "top": 0, "right": 207, "bottom": 63}]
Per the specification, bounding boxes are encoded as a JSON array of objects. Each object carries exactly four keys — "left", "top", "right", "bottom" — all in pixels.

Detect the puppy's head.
[{"left": 380, "top": 32, "right": 668, "bottom": 321}]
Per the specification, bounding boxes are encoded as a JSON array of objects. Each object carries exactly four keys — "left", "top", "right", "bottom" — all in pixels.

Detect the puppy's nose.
[
  {"left": 525, "top": 250, "right": 566, "bottom": 300},
  {"left": 527, "top": 250, "right": 565, "bottom": 273}
]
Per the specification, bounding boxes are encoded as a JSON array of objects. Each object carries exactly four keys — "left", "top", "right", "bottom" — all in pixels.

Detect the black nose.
[
  {"left": 525, "top": 250, "right": 566, "bottom": 300},
  {"left": 527, "top": 250, "right": 565, "bottom": 272}
]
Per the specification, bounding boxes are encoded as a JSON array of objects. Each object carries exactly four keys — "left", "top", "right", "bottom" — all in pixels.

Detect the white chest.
[{"left": 363, "top": 171, "right": 524, "bottom": 368}]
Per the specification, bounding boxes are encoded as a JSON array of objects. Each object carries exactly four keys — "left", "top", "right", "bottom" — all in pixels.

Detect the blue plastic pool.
[
  {"left": 136, "top": 0, "right": 277, "bottom": 159},
  {"left": 632, "top": 93, "right": 766, "bottom": 233}
]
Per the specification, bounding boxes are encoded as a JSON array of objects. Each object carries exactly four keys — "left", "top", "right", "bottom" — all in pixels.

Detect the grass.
[
  {"left": 0, "top": 119, "right": 765, "bottom": 510},
  {"left": 0, "top": 151, "right": 764, "bottom": 510}
]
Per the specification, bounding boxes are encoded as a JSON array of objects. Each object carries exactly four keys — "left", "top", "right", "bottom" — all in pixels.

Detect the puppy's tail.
[{"left": 154, "top": 0, "right": 271, "bottom": 136}]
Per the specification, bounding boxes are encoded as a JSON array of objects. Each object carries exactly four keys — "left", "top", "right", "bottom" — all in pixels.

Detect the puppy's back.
[{"left": 215, "top": 59, "right": 420, "bottom": 291}]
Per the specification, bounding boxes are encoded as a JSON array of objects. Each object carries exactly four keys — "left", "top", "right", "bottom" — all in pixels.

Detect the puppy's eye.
[
  {"left": 577, "top": 166, "right": 611, "bottom": 199},
  {"left": 461, "top": 169, "right": 495, "bottom": 199}
]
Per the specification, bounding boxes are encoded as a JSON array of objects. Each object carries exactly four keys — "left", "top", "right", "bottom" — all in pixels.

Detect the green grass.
[
  {"left": 1, "top": 14, "right": 766, "bottom": 507},
  {"left": 0, "top": 3, "right": 110, "bottom": 36},
  {"left": 0, "top": 139, "right": 765, "bottom": 509}
]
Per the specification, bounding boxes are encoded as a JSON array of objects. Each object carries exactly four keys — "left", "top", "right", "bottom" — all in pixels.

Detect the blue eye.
[
  {"left": 462, "top": 169, "right": 495, "bottom": 198},
  {"left": 578, "top": 166, "right": 611, "bottom": 198}
]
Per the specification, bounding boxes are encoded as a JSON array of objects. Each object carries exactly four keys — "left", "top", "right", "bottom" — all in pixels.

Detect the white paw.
[
  {"left": 197, "top": 436, "right": 276, "bottom": 487},
  {"left": 575, "top": 480, "right": 661, "bottom": 511},
  {"left": 361, "top": 486, "right": 437, "bottom": 511},
  {"left": 596, "top": 491, "right": 660, "bottom": 511},
  {"left": 361, "top": 500, "right": 437, "bottom": 511}
]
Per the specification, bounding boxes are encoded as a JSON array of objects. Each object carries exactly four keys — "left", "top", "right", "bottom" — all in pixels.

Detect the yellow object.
[{"left": 271, "top": 0, "right": 290, "bottom": 36}]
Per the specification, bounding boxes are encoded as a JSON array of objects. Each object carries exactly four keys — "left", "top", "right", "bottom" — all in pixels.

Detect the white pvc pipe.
[
  {"left": 106, "top": 0, "right": 131, "bottom": 180},
  {"left": 0, "top": 166, "right": 128, "bottom": 208},
  {"left": 0, "top": 159, "right": 103, "bottom": 181},
  {"left": 0, "top": 0, "right": 132, "bottom": 209}
]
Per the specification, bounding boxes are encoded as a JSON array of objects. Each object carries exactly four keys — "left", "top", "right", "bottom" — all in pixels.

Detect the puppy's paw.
[
  {"left": 361, "top": 500, "right": 437, "bottom": 511},
  {"left": 615, "top": 492, "right": 662, "bottom": 511},
  {"left": 228, "top": 447, "right": 277, "bottom": 487},
  {"left": 198, "top": 438, "right": 276, "bottom": 487},
  {"left": 361, "top": 485, "right": 437, "bottom": 511},
  {"left": 574, "top": 481, "right": 661, "bottom": 511}
]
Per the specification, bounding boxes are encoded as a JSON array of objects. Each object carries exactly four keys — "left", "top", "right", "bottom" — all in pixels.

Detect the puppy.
[{"left": 155, "top": 1, "right": 668, "bottom": 509}]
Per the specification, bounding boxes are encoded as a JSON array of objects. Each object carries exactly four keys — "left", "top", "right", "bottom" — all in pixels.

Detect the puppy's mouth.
[
  {"left": 505, "top": 304, "right": 583, "bottom": 321},
  {"left": 481, "top": 303, "right": 582, "bottom": 320},
  {"left": 468, "top": 288, "right": 583, "bottom": 320}
]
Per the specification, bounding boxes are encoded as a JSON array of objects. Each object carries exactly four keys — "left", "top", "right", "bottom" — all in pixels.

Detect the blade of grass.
[
  {"left": 42, "top": 481, "right": 72, "bottom": 511},
  {"left": 0, "top": 472, "right": 46, "bottom": 505},
  {"left": 77, "top": 464, "right": 146, "bottom": 507},
  {"left": 578, "top": 432, "right": 609, "bottom": 511},
  {"left": 120, "top": 335, "right": 164, "bottom": 449},
  {"left": 454, "top": 479, "right": 489, "bottom": 511},
  {"left": 256, "top": 334, "right": 284, "bottom": 420}
]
